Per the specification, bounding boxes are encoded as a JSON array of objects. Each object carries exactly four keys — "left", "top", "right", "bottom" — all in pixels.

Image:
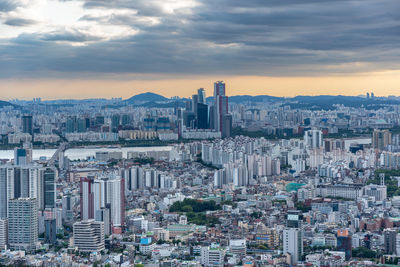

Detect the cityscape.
[
  {"left": 1, "top": 0, "right": 400, "bottom": 267},
  {"left": 0, "top": 82, "right": 400, "bottom": 266}
]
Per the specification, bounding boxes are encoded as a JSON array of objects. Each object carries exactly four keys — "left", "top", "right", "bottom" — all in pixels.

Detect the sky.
[{"left": 0, "top": 0, "right": 400, "bottom": 99}]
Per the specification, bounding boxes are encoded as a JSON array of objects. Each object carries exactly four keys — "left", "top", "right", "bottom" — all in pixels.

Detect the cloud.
[
  {"left": 0, "top": 0, "right": 18, "bottom": 12},
  {"left": 40, "top": 29, "right": 102, "bottom": 42},
  {"left": 3, "top": 17, "right": 36, "bottom": 26},
  {"left": 0, "top": 0, "right": 400, "bottom": 79}
]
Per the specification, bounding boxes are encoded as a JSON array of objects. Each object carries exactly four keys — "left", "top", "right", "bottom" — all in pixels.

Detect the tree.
[{"left": 352, "top": 247, "right": 377, "bottom": 259}]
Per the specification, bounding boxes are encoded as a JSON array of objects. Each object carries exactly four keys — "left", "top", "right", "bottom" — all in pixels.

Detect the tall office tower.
[
  {"left": 0, "top": 219, "right": 7, "bottom": 249},
  {"left": 62, "top": 194, "right": 74, "bottom": 222},
  {"left": 192, "top": 94, "right": 199, "bottom": 115},
  {"left": 111, "top": 114, "right": 120, "bottom": 131},
  {"left": 304, "top": 129, "right": 323, "bottom": 149},
  {"left": 8, "top": 198, "right": 38, "bottom": 252},
  {"left": 366, "top": 92, "right": 370, "bottom": 99},
  {"left": 213, "top": 81, "right": 228, "bottom": 132},
  {"left": 222, "top": 114, "right": 232, "bottom": 138},
  {"left": 80, "top": 177, "right": 95, "bottom": 220},
  {"left": 283, "top": 210, "right": 303, "bottom": 264},
  {"left": 77, "top": 118, "right": 87, "bottom": 133},
  {"left": 372, "top": 129, "right": 392, "bottom": 150},
  {"left": 0, "top": 168, "right": 7, "bottom": 219},
  {"left": 337, "top": 229, "right": 352, "bottom": 260},
  {"left": 198, "top": 88, "right": 206, "bottom": 104},
  {"left": 22, "top": 115, "right": 33, "bottom": 135},
  {"left": 73, "top": 220, "right": 105, "bottom": 252},
  {"left": 14, "top": 147, "right": 32, "bottom": 165},
  {"left": 43, "top": 168, "right": 56, "bottom": 209},
  {"left": 197, "top": 103, "right": 209, "bottom": 129},
  {"left": 384, "top": 229, "right": 397, "bottom": 255},
  {"left": 44, "top": 218, "right": 57, "bottom": 245}
]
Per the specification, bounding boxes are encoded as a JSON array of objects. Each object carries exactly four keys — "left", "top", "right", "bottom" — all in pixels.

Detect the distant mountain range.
[
  {"left": 5, "top": 93, "right": 399, "bottom": 110},
  {"left": 124, "top": 92, "right": 400, "bottom": 110},
  {"left": 0, "top": 100, "right": 15, "bottom": 108}
]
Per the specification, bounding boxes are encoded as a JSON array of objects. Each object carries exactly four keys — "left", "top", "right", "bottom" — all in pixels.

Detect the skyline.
[
  {"left": 2, "top": 70, "right": 400, "bottom": 100},
  {"left": 0, "top": 0, "right": 400, "bottom": 99}
]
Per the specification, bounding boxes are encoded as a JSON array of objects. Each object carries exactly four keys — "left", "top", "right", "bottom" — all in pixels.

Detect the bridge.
[{"left": 48, "top": 142, "right": 68, "bottom": 166}]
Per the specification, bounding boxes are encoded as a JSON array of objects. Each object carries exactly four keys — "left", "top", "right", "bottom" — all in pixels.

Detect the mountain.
[
  {"left": 288, "top": 95, "right": 400, "bottom": 110},
  {"left": 229, "top": 95, "right": 284, "bottom": 103},
  {"left": 0, "top": 100, "right": 16, "bottom": 108},
  {"left": 137, "top": 101, "right": 186, "bottom": 108},
  {"left": 206, "top": 95, "right": 284, "bottom": 103},
  {"left": 126, "top": 92, "right": 168, "bottom": 103}
]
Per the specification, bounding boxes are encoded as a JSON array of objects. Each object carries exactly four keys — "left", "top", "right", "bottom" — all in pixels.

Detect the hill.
[{"left": 126, "top": 92, "right": 168, "bottom": 103}]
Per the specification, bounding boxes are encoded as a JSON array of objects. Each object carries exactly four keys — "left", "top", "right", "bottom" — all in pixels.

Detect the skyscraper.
[
  {"left": 80, "top": 177, "right": 95, "bottom": 220},
  {"left": 222, "top": 114, "right": 232, "bottom": 138},
  {"left": 304, "top": 129, "right": 323, "bottom": 149},
  {"left": 22, "top": 115, "right": 33, "bottom": 136},
  {"left": 384, "top": 229, "right": 397, "bottom": 255},
  {"left": 44, "top": 168, "right": 56, "bottom": 209},
  {"left": 0, "top": 219, "right": 7, "bottom": 250},
  {"left": 8, "top": 198, "right": 38, "bottom": 252},
  {"left": 0, "top": 168, "right": 7, "bottom": 219},
  {"left": 14, "top": 147, "right": 32, "bottom": 165},
  {"left": 44, "top": 219, "right": 57, "bottom": 245},
  {"left": 80, "top": 176, "right": 125, "bottom": 232},
  {"left": 372, "top": 129, "right": 391, "bottom": 150},
  {"left": 197, "top": 103, "right": 209, "bottom": 129},
  {"left": 62, "top": 193, "right": 74, "bottom": 222},
  {"left": 192, "top": 94, "right": 199, "bottom": 115},
  {"left": 198, "top": 88, "right": 206, "bottom": 104},
  {"left": 213, "top": 81, "right": 228, "bottom": 132}
]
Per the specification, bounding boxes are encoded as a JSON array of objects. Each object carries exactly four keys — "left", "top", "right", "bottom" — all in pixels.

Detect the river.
[{"left": 0, "top": 146, "right": 173, "bottom": 161}]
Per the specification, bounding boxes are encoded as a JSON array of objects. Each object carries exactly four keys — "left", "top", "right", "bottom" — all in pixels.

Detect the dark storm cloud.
[
  {"left": 0, "top": 0, "right": 400, "bottom": 78},
  {"left": 4, "top": 18, "right": 37, "bottom": 26}
]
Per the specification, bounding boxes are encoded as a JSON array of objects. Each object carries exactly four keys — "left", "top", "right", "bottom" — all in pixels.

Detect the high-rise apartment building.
[
  {"left": 0, "top": 219, "right": 7, "bottom": 249},
  {"left": 304, "top": 129, "right": 323, "bottom": 149},
  {"left": 8, "top": 198, "right": 38, "bottom": 252},
  {"left": 283, "top": 228, "right": 303, "bottom": 265},
  {"left": 372, "top": 129, "right": 391, "bottom": 150},
  {"left": 384, "top": 229, "right": 397, "bottom": 255},
  {"left": 80, "top": 176, "right": 125, "bottom": 232},
  {"left": 0, "top": 165, "right": 46, "bottom": 218}
]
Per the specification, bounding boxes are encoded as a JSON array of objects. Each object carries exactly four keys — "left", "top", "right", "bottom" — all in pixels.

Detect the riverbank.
[{"left": 0, "top": 139, "right": 191, "bottom": 150}]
